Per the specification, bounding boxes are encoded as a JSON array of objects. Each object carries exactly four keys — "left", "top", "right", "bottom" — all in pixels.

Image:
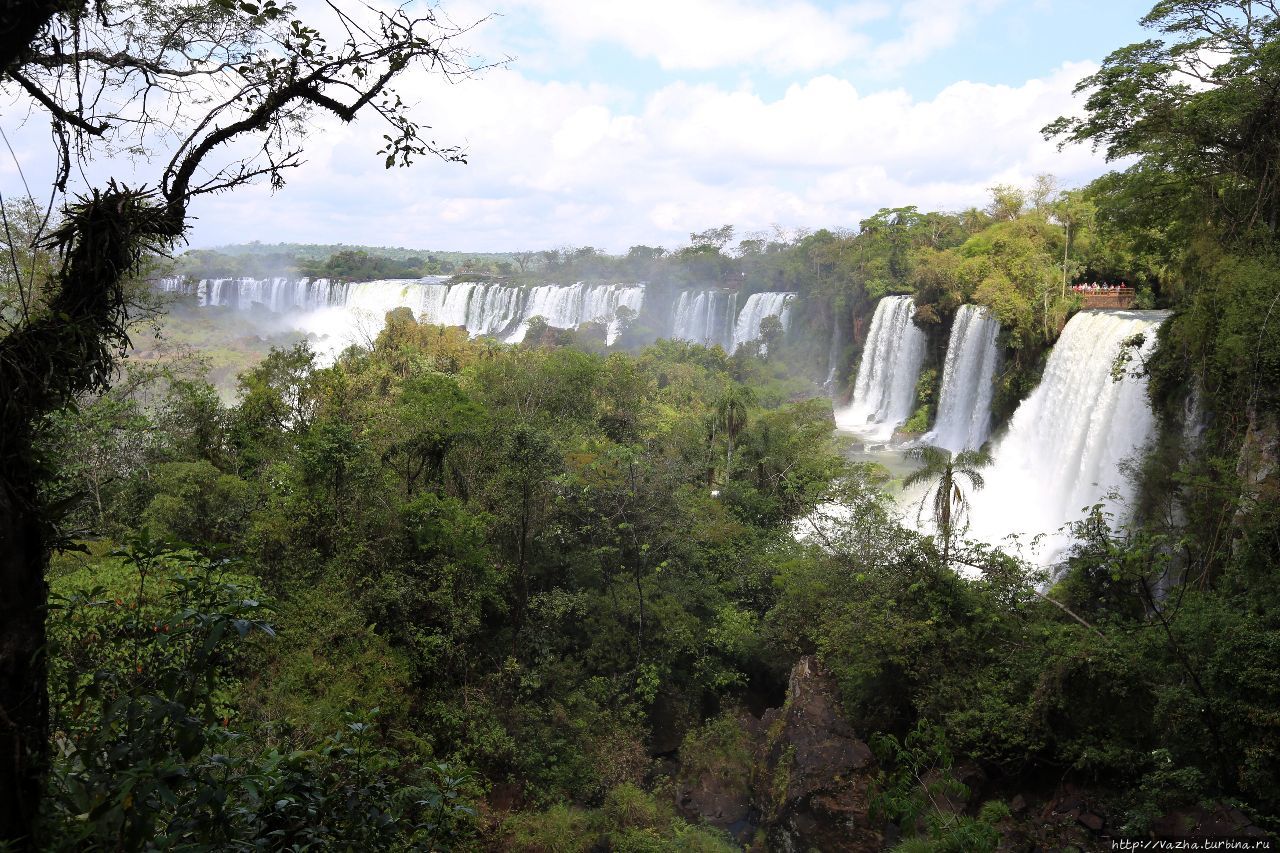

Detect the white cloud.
[
  {"left": 868, "top": 0, "right": 1008, "bottom": 74},
  {"left": 491, "top": 0, "right": 1012, "bottom": 76},
  {"left": 505, "top": 0, "right": 884, "bottom": 72},
  {"left": 178, "top": 58, "right": 1109, "bottom": 252},
  {"left": 0, "top": 1, "right": 1111, "bottom": 256}
]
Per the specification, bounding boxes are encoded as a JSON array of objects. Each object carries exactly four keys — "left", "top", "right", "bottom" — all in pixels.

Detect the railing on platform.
[{"left": 1075, "top": 287, "right": 1136, "bottom": 309}]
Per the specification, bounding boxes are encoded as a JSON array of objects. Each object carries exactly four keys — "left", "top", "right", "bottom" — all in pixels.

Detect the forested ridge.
[{"left": 3, "top": 0, "right": 1280, "bottom": 850}]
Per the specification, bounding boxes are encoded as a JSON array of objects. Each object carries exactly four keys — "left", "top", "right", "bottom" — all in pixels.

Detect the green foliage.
[
  {"left": 1046, "top": 0, "right": 1280, "bottom": 242},
  {"left": 500, "top": 784, "right": 736, "bottom": 853},
  {"left": 872, "top": 726, "right": 1008, "bottom": 852},
  {"left": 35, "top": 27, "right": 1280, "bottom": 835},
  {"left": 297, "top": 248, "right": 428, "bottom": 281},
  {"left": 677, "top": 714, "right": 755, "bottom": 795},
  {"left": 902, "top": 447, "right": 991, "bottom": 567},
  {"left": 142, "top": 461, "right": 256, "bottom": 546},
  {"left": 42, "top": 533, "right": 475, "bottom": 850},
  {"left": 903, "top": 367, "right": 939, "bottom": 434}
]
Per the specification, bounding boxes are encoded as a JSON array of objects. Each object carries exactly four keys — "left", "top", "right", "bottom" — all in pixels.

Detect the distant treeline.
[{"left": 174, "top": 243, "right": 520, "bottom": 281}]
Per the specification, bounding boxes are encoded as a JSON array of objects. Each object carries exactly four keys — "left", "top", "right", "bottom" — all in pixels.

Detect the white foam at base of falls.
[{"left": 836, "top": 295, "right": 927, "bottom": 442}]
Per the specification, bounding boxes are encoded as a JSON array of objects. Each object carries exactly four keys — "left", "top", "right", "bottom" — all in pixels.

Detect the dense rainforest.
[{"left": 2, "top": 0, "right": 1280, "bottom": 850}]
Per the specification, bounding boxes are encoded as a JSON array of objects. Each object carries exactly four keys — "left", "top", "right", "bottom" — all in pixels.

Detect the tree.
[
  {"left": 513, "top": 251, "right": 537, "bottom": 274},
  {"left": 758, "top": 314, "right": 784, "bottom": 357},
  {"left": 902, "top": 447, "right": 991, "bottom": 567},
  {"left": 1044, "top": 0, "right": 1280, "bottom": 238},
  {"left": 690, "top": 224, "right": 735, "bottom": 251},
  {"left": 714, "top": 384, "right": 754, "bottom": 479},
  {"left": 986, "top": 184, "right": 1026, "bottom": 221},
  {"left": 0, "top": 2, "right": 480, "bottom": 845},
  {"left": 1050, "top": 189, "right": 1097, "bottom": 298}
]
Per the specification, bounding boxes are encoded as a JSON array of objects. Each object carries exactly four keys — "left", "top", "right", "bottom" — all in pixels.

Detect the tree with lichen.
[{"left": 0, "top": 1, "right": 483, "bottom": 845}]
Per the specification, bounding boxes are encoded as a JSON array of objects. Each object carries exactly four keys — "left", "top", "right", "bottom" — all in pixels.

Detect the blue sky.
[
  {"left": 1, "top": 0, "right": 1156, "bottom": 253},
  {"left": 487, "top": 0, "right": 1150, "bottom": 102}
]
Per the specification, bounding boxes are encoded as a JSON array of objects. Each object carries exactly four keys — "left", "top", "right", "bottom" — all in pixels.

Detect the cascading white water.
[
  {"left": 156, "top": 276, "right": 196, "bottom": 298},
  {"left": 182, "top": 276, "right": 344, "bottom": 311},
  {"left": 436, "top": 282, "right": 481, "bottom": 328},
  {"left": 731, "top": 292, "right": 794, "bottom": 352},
  {"left": 836, "top": 295, "right": 927, "bottom": 442},
  {"left": 465, "top": 285, "right": 526, "bottom": 337},
  {"left": 608, "top": 284, "right": 646, "bottom": 344},
  {"left": 164, "top": 276, "right": 646, "bottom": 346},
  {"left": 966, "top": 309, "right": 1168, "bottom": 563},
  {"left": 506, "top": 282, "right": 645, "bottom": 345},
  {"left": 671, "top": 290, "right": 738, "bottom": 350},
  {"left": 344, "top": 279, "right": 429, "bottom": 317},
  {"left": 823, "top": 312, "right": 844, "bottom": 391},
  {"left": 418, "top": 282, "right": 451, "bottom": 323},
  {"left": 921, "top": 305, "right": 1001, "bottom": 453}
]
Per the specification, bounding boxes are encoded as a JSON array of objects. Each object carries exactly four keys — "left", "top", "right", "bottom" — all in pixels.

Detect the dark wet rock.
[
  {"left": 648, "top": 690, "right": 693, "bottom": 756},
  {"left": 1152, "top": 803, "right": 1269, "bottom": 838},
  {"left": 754, "top": 655, "right": 881, "bottom": 852},
  {"left": 673, "top": 655, "right": 882, "bottom": 850},
  {"left": 673, "top": 712, "right": 757, "bottom": 843}
]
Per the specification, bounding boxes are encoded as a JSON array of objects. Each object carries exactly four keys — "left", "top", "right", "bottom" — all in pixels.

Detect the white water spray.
[
  {"left": 921, "top": 305, "right": 1001, "bottom": 453},
  {"left": 966, "top": 309, "right": 1168, "bottom": 562},
  {"left": 731, "top": 292, "right": 794, "bottom": 352},
  {"left": 836, "top": 295, "right": 927, "bottom": 442}
]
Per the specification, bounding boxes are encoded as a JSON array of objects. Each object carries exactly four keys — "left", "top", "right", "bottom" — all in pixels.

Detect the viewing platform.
[{"left": 1077, "top": 287, "right": 1136, "bottom": 310}]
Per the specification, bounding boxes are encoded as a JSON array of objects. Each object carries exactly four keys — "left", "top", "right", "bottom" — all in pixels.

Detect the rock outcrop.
[
  {"left": 754, "top": 656, "right": 880, "bottom": 852},
  {"left": 675, "top": 655, "right": 881, "bottom": 851}
]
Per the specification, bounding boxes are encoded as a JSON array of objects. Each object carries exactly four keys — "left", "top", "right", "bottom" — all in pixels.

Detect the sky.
[{"left": 0, "top": 0, "right": 1155, "bottom": 254}]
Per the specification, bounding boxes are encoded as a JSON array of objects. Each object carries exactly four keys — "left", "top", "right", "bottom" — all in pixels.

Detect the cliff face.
[
  {"left": 754, "top": 656, "right": 881, "bottom": 852},
  {"left": 675, "top": 655, "right": 882, "bottom": 851}
]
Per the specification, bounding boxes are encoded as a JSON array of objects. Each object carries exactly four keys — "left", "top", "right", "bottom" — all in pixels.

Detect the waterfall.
[
  {"left": 344, "top": 279, "right": 427, "bottom": 318},
  {"left": 671, "top": 289, "right": 738, "bottom": 350},
  {"left": 156, "top": 276, "right": 196, "bottom": 298},
  {"left": 465, "top": 284, "right": 526, "bottom": 337},
  {"left": 921, "top": 305, "right": 1001, "bottom": 453},
  {"left": 418, "top": 282, "right": 452, "bottom": 323},
  {"left": 187, "top": 276, "right": 344, "bottom": 311},
  {"left": 158, "top": 276, "right": 644, "bottom": 347},
  {"left": 823, "top": 310, "right": 844, "bottom": 391},
  {"left": 836, "top": 295, "right": 927, "bottom": 442},
  {"left": 731, "top": 292, "right": 794, "bottom": 352},
  {"left": 966, "top": 309, "right": 1168, "bottom": 562},
  {"left": 506, "top": 282, "right": 646, "bottom": 345},
  {"left": 607, "top": 284, "right": 646, "bottom": 344}
]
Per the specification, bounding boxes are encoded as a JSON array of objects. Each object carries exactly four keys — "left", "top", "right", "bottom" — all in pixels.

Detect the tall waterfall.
[
  {"left": 921, "top": 305, "right": 1000, "bottom": 453},
  {"left": 670, "top": 289, "right": 738, "bottom": 350},
  {"left": 823, "top": 311, "right": 844, "bottom": 391},
  {"left": 966, "top": 310, "right": 1168, "bottom": 562},
  {"left": 836, "top": 295, "right": 927, "bottom": 442},
  {"left": 731, "top": 293, "right": 794, "bottom": 352}
]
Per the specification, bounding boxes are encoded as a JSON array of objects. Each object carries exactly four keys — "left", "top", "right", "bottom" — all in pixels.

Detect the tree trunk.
[
  {"left": 0, "top": 1, "right": 73, "bottom": 72},
  {"left": 0, "top": 478, "right": 47, "bottom": 850},
  {"left": 0, "top": 187, "right": 172, "bottom": 849}
]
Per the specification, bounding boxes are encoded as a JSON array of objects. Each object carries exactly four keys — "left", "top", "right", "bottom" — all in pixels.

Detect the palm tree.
[
  {"left": 715, "top": 384, "right": 755, "bottom": 479},
  {"left": 903, "top": 446, "right": 992, "bottom": 567}
]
